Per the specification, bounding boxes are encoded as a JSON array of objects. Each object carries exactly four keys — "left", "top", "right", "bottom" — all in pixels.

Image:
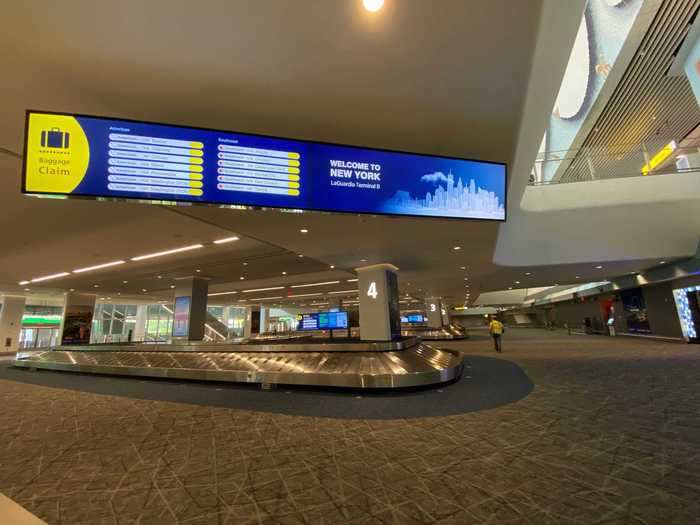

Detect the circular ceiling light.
[{"left": 363, "top": 0, "right": 384, "bottom": 12}]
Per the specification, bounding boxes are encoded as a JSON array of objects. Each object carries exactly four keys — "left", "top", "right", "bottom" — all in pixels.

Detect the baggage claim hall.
[{"left": 1, "top": 1, "right": 699, "bottom": 523}]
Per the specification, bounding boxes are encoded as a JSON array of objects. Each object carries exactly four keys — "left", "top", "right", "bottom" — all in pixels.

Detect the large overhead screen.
[{"left": 23, "top": 111, "right": 506, "bottom": 220}]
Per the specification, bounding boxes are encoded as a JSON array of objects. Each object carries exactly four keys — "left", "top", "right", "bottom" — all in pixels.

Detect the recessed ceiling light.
[
  {"left": 347, "top": 278, "right": 358, "bottom": 282},
  {"left": 363, "top": 0, "right": 384, "bottom": 12},
  {"left": 208, "top": 291, "right": 240, "bottom": 297},
  {"left": 18, "top": 280, "right": 30, "bottom": 285},
  {"left": 170, "top": 285, "right": 176, "bottom": 289},
  {"left": 300, "top": 229, "right": 308, "bottom": 233},
  {"left": 287, "top": 292, "right": 323, "bottom": 298},
  {"left": 73, "top": 260, "right": 126, "bottom": 274},
  {"left": 291, "top": 281, "right": 341, "bottom": 289},
  {"left": 360, "top": 259, "right": 367, "bottom": 262},
  {"left": 31, "top": 272, "right": 71, "bottom": 283},
  {"left": 213, "top": 236, "right": 239, "bottom": 244},
  {"left": 463, "top": 278, "right": 468, "bottom": 281},
  {"left": 24, "top": 288, "right": 30, "bottom": 292},
  {"left": 508, "top": 287, "right": 513, "bottom": 290},
  {"left": 460, "top": 266, "right": 466, "bottom": 270},
  {"left": 93, "top": 284, "right": 99, "bottom": 288},
  {"left": 131, "top": 244, "right": 203, "bottom": 261},
  {"left": 575, "top": 276, "right": 580, "bottom": 279},
  {"left": 595, "top": 265, "right": 603, "bottom": 269},
  {"left": 330, "top": 265, "right": 335, "bottom": 269},
  {"left": 515, "top": 281, "right": 520, "bottom": 284},
  {"left": 659, "top": 261, "right": 666, "bottom": 264},
  {"left": 525, "top": 272, "right": 531, "bottom": 276},
  {"left": 69, "top": 288, "right": 75, "bottom": 292},
  {"left": 123, "top": 280, "right": 128, "bottom": 284},
  {"left": 142, "top": 289, "right": 147, "bottom": 292},
  {"left": 240, "top": 277, "right": 245, "bottom": 280},
  {"left": 195, "top": 269, "right": 201, "bottom": 273},
  {"left": 157, "top": 275, "right": 162, "bottom": 279},
  {"left": 282, "top": 271, "right": 287, "bottom": 275},
  {"left": 243, "top": 262, "right": 248, "bottom": 266},
  {"left": 243, "top": 286, "right": 285, "bottom": 293},
  {"left": 453, "top": 246, "right": 461, "bottom": 251},
  {"left": 298, "top": 254, "right": 304, "bottom": 258}
]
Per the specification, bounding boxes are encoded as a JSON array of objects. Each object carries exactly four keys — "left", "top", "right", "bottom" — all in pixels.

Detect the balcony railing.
[{"left": 529, "top": 140, "right": 700, "bottom": 185}]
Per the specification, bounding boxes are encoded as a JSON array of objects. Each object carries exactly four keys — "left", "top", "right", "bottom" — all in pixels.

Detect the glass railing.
[{"left": 530, "top": 141, "right": 700, "bottom": 185}]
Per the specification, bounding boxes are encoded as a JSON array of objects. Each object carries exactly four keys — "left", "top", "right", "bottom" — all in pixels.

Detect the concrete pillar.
[
  {"left": 0, "top": 295, "right": 26, "bottom": 352},
  {"left": 259, "top": 306, "right": 268, "bottom": 334},
  {"left": 133, "top": 304, "right": 148, "bottom": 342},
  {"left": 426, "top": 297, "right": 443, "bottom": 328},
  {"left": 441, "top": 303, "right": 450, "bottom": 326},
  {"left": 357, "top": 263, "right": 401, "bottom": 341},
  {"left": 243, "top": 306, "right": 253, "bottom": 338},
  {"left": 60, "top": 292, "right": 96, "bottom": 345},
  {"left": 328, "top": 298, "right": 342, "bottom": 311},
  {"left": 172, "top": 277, "right": 208, "bottom": 342}
]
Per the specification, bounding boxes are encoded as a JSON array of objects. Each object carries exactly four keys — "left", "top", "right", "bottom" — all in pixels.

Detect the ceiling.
[
  {"left": 561, "top": 0, "right": 700, "bottom": 182},
  {"left": 0, "top": 0, "right": 555, "bottom": 308},
  {"left": 4, "top": 1, "right": 673, "bottom": 310}
]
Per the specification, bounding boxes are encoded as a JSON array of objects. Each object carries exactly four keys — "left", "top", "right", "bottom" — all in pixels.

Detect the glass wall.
[
  {"left": 19, "top": 305, "right": 62, "bottom": 349},
  {"left": 91, "top": 304, "right": 138, "bottom": 343},
  {"left": 145, "top": 304, "right": 173, "bottom": 342}
]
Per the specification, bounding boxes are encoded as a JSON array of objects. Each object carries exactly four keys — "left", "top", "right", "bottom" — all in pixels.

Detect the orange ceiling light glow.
[{"left": 363, "top": 0, "right": 384, "bottom": 12}]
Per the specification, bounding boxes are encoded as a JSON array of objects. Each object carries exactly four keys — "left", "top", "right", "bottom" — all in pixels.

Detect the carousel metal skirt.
[
  {"left": 13, "top": 338, "right": 463, "bottom": 389},
  {"left": 401, "top": 325, "right": 469, "bottom": 341}
]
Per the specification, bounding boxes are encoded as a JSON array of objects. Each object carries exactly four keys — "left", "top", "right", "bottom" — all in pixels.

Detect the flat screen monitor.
[
  {"left": 297, "top": 311, "right": 349, "bottom": 331},
  {"left": 23, "top": 111, "right": 507, "bottom": 221}
]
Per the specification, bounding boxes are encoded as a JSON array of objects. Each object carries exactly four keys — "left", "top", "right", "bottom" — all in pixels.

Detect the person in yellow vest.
[{"left": 488, "top": 316, "right": 504, "bottom": 353}]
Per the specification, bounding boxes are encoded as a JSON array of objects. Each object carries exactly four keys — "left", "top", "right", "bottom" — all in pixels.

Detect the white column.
[
  {"left": 441, "top": 302, "right": 450, "bottom": 326},
  {"left": 426, "top": 297, "right": 443, "bottom": 328},
  {"left": 357, "top": 264, "right": 400, "bottom": 341},
  {"left": 0, "top": 295, "right": 26, "bottom": 352},
  {"left": 172, "top": 277, "right": 209, "bottom": 342},
  {"left": 259, "top": 306, "right": 268, "bottom": 334},
  {"left": 243, "top": 306, "right": 253, "bottom": 338},
  {"left": 133, "top": 305, "right": 148, "bottom": 342},
  {"left": 327, "top": 298, "right": 342, "bottom": 311}
]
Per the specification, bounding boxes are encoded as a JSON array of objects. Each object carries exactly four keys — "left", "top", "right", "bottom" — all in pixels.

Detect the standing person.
[{"left": 488, "top": 316, "right": 504, "bottom": 353}]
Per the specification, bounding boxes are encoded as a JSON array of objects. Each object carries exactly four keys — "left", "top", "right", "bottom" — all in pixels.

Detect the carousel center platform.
[{"left": 13, "top": 336, "right": 463, "bottom": 389}]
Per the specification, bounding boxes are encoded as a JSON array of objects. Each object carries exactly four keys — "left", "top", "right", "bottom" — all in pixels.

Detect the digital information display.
[
  {"left": 172, "top": 296, "right": 191, "bottom": 338},
  {"left": 297, "top": 311, "right": 349, "bottom": 331},
  {"left": 23, "top": 111, "right": 506, "bottom": 220}
]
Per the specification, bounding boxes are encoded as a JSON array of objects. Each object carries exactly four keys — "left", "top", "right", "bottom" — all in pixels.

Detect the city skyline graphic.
[{"left": 384, "top": 171, "right": 504, "bottom": 218}]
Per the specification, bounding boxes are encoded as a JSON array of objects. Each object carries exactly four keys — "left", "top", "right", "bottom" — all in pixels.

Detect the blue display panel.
[
  {"left": 24, "top": 111, "right": 507, "bottom": 220},
  {"left": 172, "top": 296, "right": 191, "bottom": 338},
  {"left": 297, "top": 311, "right": 349, "bottom": 331}
]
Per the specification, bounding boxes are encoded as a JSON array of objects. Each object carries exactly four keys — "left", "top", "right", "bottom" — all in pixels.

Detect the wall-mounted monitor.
[{"left": 23, "top": 111, "right": 507, "bottom": 221}]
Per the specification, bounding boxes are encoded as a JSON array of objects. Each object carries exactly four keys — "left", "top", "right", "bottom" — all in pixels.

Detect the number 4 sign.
[{"left": 367, "top": 281, "right": 378, "bottom": 299}]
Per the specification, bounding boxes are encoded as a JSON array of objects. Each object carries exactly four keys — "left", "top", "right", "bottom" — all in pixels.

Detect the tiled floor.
[{"left": 0, "top": 329, "right": 698, "bottom": 524}]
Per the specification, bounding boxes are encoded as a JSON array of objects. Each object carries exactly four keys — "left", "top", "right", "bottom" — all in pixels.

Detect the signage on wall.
[{"left": 23, "top": 111, "right": 507, "bottom": 221}]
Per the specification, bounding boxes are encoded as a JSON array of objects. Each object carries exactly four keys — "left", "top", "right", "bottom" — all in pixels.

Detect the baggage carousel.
[
  {"left": 13, "top": 336, "right": 463, "bottom": 389},
  {"left": 401, "top": 324, "right": 469, "bottom": 341}
]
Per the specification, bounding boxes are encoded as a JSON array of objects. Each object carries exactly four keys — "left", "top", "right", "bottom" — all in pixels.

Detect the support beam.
[
  {"left": 357, "top": 264, "right": 400, "bottom": 341},
  {"left": 0, "top": 295, "right": 26, "bottom": 352}
]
